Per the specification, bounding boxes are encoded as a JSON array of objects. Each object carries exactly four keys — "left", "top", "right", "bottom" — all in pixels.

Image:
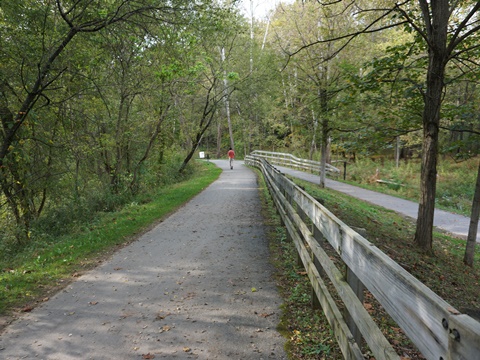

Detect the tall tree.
[
  {"left": 464, "top": 161, "right": 480, "bottom": 267},
  {"left": 270, "top": 1, "right": 363, "bottom": 186},
  {"left": 400, "top": 1, "right": 480, "bottom": 251},
  {"left": 176, "top": 6, "right": 243, "bottom": 171},
  {"left": 289, "top": 0, "right": 480, "bottom": 252}
]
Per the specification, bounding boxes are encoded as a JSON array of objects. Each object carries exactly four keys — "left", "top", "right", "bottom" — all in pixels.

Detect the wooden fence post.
[
  {"left": 311, "top": 224, "right": 324, "bottom": 310},
  {"left": 345, "top": 265, "right": 365, "bottom": 347},
  {"left": 297, "top": 206, "right": 307, "bottom": 269},
  {"left": 342, "top": 227, "right": 367, "bottom": 347}
]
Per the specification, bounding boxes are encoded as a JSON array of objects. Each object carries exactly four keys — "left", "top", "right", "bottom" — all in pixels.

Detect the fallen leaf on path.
[
  {"left": 160, "top": 325, "right": 171, "bottom": 332},
  {"left": 258, "top": 312, "right": 275, "bottom": 318},
  {"left": 89, "top": 301, "right": 98, "bottom": 305},
  {"left": 251, "top": 287, "right": 257, "bottom": 292},
  {"left": 142, "top": 354, "right": 155, "bottom": 359},
  {"left": 155, "top": 313, "right": 168, "bottom": 320},
  {"left": 183, "top": 347, "right": 191, "bottom": 353},
  {"left": 22, "top": 305, "right": 34, "bottom": 312}
]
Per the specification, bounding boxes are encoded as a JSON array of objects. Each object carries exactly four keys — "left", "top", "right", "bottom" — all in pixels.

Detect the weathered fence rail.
[
  {"left": 245, "top": 154, "right": 480, "bottom": 360},
  {"left": 250, "top": 150, "right": 340, "bottom": 176}
]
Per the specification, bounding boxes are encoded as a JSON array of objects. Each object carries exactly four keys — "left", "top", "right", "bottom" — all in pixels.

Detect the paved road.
[
  {"left": 0, "top": 160, "right": 286, "bottom": 360},
  {"left": 274, "top": 165, "right": 480, "bottom": 242}
]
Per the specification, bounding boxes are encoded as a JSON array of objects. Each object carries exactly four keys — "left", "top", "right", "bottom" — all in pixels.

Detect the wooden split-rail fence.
[
  {"left": 250, "top": 150, "right": 341, "bottom": 176},
  {"left": 244, "top": 154, "right": 480, "bottom": 360}
]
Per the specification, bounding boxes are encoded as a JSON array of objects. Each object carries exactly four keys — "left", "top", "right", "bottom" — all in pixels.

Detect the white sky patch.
[{"left": 238, "top": 0, "right": 295, "bottom": 20}]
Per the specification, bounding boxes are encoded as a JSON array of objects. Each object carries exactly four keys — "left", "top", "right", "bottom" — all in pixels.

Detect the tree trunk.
[
  {"left": 319, "top": 120, "right": 328, "bottom": 189},
  {"left": 319, "top": 87, "right": 328, "bottom": 189},
  {"left": 179, "top": 114, "right": 214, "bottom": 173},
  {"left": 414, "top": 1, "right": 449, "bottom": 252},
  {"left": 216, "top": 119, "right": 222, "bottom": 158},
  {"left": 179, "top": 90, "right": 218, "bottom": 173},
  {"left": 221, "top": 47, "right": 235, "bottom": 150},
  {"left": 395, "top": 136, "right": 400, "bottom": 168},
  {"left": 309, "top": 109, "right": 317, "bottom": 160},
  {"left": 415, "top": 122, "right": 439, "bottom": 251},
  {"left": 464, "top": 161, "right": 480, "bottom": 267},
  {"left": 179, "top": 130, "right": 204, "bottom": 173},
  {"left": 130, "top": 105, "right": 170, "bottom": 193}
]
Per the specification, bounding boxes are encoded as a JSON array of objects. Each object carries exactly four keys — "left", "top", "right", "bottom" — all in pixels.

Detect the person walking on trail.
[{"left": 228, "top": 147, "right": 235, "bottom": 169}]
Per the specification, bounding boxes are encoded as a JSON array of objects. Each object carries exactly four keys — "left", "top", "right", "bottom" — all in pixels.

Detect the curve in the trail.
[{"left": 273, "top": 164, "right": 479, "bottom": 243}]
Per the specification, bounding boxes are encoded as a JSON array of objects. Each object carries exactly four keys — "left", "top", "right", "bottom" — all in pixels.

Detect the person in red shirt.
[{"left": 227, "top": 147, "right": 235, "bottom": 169}]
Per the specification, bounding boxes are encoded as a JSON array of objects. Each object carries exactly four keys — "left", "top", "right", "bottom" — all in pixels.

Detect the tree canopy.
[{"left": 1, "top": 0, "right": 479, "bottom": 255}]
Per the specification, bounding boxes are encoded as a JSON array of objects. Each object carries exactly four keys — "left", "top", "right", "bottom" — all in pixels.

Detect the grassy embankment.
[
  {"left": 256, "top": 157, "right": 480, "bottom": 359},
  {"left": 0, "top": 161, "right": 221, "bottom": 325}
]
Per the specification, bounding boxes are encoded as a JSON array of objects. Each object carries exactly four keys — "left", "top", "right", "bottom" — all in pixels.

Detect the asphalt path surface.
[
  {"left": 274, "top": 165, "right": 480, "bottom": 242},
  {"left": 0, "top": 160, "right": 287, "bottom": 360}
]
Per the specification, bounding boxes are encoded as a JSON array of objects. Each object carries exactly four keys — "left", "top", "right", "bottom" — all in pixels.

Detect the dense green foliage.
[
  {"left": 1, "top": 1, "right": 479, "bottom": 269},
  {"left": 0, "top": 0, "right": 244, "bottom": 245}
]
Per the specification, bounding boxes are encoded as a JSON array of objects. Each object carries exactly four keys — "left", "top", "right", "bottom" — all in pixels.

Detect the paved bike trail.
[
  {"left": 274, "top": 165, "right": 480, "bottom": 242},
  {"left": 0, "top": 160, "right": 287, "bottom": 360}
]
